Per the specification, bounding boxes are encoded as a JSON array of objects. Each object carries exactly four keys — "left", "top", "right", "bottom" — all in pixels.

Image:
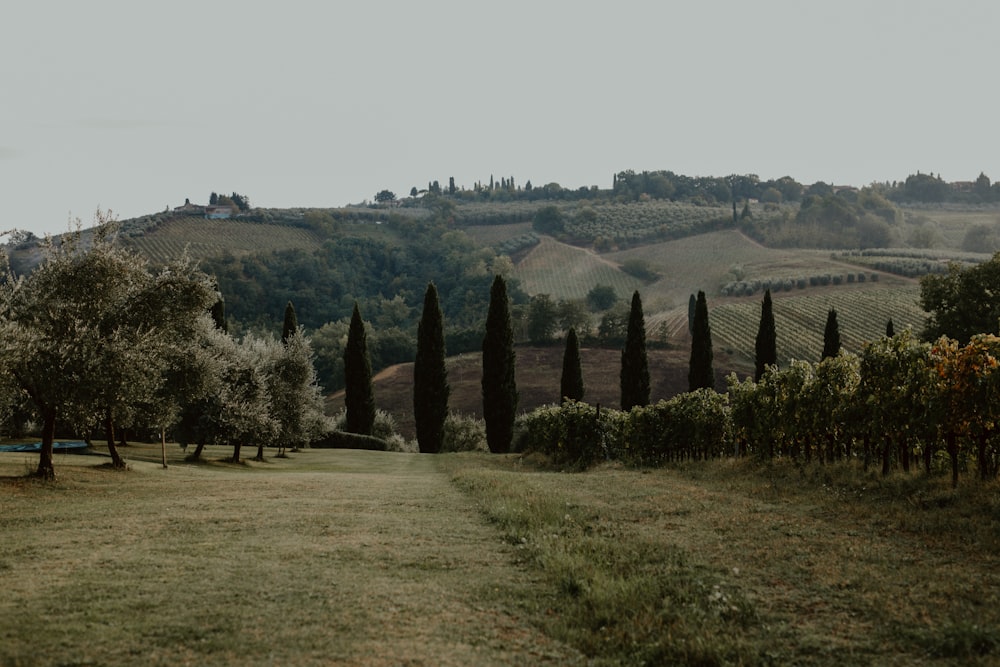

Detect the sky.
[{"left": 3, "top": 0, "right": 999, "bottom": 237}]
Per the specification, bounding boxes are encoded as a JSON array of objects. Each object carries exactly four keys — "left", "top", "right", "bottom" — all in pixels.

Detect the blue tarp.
[{"left": 0, "top": 441, "right": 89, "bottom": 453}]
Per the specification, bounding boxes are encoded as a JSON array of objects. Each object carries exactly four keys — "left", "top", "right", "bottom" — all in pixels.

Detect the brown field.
[{"left": 328, "top": 345, "right": 752, "bottom": 438}]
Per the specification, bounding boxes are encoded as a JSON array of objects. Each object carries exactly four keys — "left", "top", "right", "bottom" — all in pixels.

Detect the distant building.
[
  {"left": 173, "top": 198, "right": 205, "bottom": 215},
  {"left": 205, "top": 205, "right": 233, "bottom": 219}
]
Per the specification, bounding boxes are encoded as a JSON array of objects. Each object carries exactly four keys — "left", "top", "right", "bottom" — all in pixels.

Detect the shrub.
[
  {"left": 441, "top": 413, "right": 488, "bottom": 452},
  {"left": 623, "top": 390, "right": 731, "bottom": 465},
  {"left": 515, "top": 401, "right": 624, "bottom": 468}
]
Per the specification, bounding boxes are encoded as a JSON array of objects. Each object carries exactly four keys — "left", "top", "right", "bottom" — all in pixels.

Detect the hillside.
[{"left": 8, "top": 192, "right": 992, "bottom": 408}]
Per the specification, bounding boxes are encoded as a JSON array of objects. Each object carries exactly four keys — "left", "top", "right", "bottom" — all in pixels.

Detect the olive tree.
[{"left": 0, "top": 224, "right": 217, "bottom": 478}]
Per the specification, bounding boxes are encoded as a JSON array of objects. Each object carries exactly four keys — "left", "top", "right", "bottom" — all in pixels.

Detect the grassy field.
[{"left": 3, "top": 447, "right": 998, "bottom": 665}]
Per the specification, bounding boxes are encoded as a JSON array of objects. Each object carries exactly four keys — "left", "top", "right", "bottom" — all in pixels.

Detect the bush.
[
  {"left": 623, "top": 390, "right": 731, "bottom": 465},
  {"left": 333, "top": 408, "right": 399, "bottom": 441},
  {"left": 515, "top": 401, "right": 624, "bottom": 468},
  {"left": 441, "top": 413, "right": 488, "bottom": 452}
]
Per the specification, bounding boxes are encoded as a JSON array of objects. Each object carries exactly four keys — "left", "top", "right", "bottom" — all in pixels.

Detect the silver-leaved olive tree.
[{"left": 0, "top": 220, "right": 218, "bottom": 478}]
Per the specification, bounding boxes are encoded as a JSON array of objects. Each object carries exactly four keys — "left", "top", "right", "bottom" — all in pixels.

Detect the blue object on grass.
[{"left": 0, "top": 441, "right": 89, "bottom": 453}]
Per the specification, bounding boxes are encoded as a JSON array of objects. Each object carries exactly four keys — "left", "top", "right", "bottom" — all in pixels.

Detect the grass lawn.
[{"left": 3, "top": 445, "right": 999, "bottom": 665}]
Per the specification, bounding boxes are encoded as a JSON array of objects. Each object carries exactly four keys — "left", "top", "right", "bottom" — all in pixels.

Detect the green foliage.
[
  {"left": 586, "top": 283, "right": 618, "bottom": 311},
  {"left": 620, "top": 259, "right": 658, "bottom": 282},
  {"left": 343, "top": 303, "right": 375, "bottom": 435},
  {"left": 0, "top": 221, "right": 218, "bottom": 476},
  {"left": 689, "top": 291, "right": 715, "bottom": 391},
  {"left": 532, "top": 205, "right": 564, "bottom": 234},
  {"left": 525, "top": 293, "right": 559, "bottom": 344},
  {"left": 482, "top": 275, "right": 518, "bottom": 453},
  {"left": 920, "top": 253, "right": 1000, "bottom": 343},
  {"left": 560, "top": 328, "right": 584, "bottom": 404},
  {"left": 414, "top": 283, "right": 449, "bottom": 453},
  {"left": 623, "top": 390, "right": 731, "bottom": 465},
  {"left": 440, "top": 413, "right": 488, "bottom": 453},
  {"left": 620, "top": 291, "right": 649, "bottom": 410},
  {"left": 514, "top": 401, "right": 621, "bottom": 467}
]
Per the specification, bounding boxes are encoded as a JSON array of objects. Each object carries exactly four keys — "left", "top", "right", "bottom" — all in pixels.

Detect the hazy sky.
[{"left": 3, "top": 1, "right": 999, "bottom": 236}]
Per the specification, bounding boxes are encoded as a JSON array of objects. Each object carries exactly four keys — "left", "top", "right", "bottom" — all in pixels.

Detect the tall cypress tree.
[
  {"left": 754, "top": 289, "right": 777, "bottom": 381},
  {"left": 620, "top": 290, "right": 650, "bottom": 410},
  {"left": 885, "top": 318, "right": 895, "bottom": 338},
  {"left": 687, "top": 293, "right": 697, "bottom": 335},
  {"left": 560, "top": 328, "right": 584, "bottom": 404},
  {"left": 282, "top": 300, "right": 298, "bottom": 344},
  {"left": 210, "top": 297, "right": 228, "bottom": 333},
  {"left": 822, "top": 308, "right": 841, "bottom": 360},
  {"left": 414, "top": 283, "right": 449, "bottom": 453},
  {"left": 689, "top": 290, "right": 715, "bottom": 391},
  {"left": 482, "top": 275, "right": 517, "bottom": 454},
  {"left": 343, "top": 302, "right": 375, "bottom": 435}
]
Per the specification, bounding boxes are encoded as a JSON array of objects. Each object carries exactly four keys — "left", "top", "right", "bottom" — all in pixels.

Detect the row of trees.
[{"left": 0, "top": 223, "right": 326, "bottom": 479}]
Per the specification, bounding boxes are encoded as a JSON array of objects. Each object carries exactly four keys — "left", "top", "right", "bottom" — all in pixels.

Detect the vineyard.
[
  {"left": 512, "top": 237, "right": 643, "bottom": 301},
  {"left": 123, "top": 216, "right": 324, "bottom": 263},
  {"left": 710, "top": 284, "right": 927, "bottom": 366}
]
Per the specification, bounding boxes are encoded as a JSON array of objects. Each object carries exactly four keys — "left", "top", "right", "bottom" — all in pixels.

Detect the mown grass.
[{"left": 3, "top": 446, "right": 999, "bottom": 666}]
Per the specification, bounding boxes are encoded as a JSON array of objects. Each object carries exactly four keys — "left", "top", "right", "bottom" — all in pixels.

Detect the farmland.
[
  {"left": 711, "top": 284, "right": 927, "bottom": 365},
  {"left": 512, "top": 237, "right": 644, "bottom": 301},
  {"left": 123, "top": 216, "right": 324, "bottom": 263}
]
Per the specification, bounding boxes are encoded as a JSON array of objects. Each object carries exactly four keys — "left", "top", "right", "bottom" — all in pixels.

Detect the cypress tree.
[
  {"left": 687, "top": 293, "right": 696, "bottom": 335},
  {"left": 560, "top": 328, "right": 584, "bottom": 404},
  {"left": 822, "top": 308, "right": 841, "bottom": 360},
  {"left": 343, "top": 302, "right": 375, "bottom": 435},
  {"left": 282, "top": 300, "right": 298, "bottom": 344},
  {"left": 210, "top": 297, "right": 228, "bottom": 333},
  {"left": 885, "top": 318, "right": 895, "bottom": 337},
  {"left": 688, "top": 290, "right": 715, "bottom": 391},
  {"left": 754, "top": 289, "right": 777, "bottom": 381},
  {"left": 620, "top": 291, "right": 650, "bottom": 410},
  {"left": 414, "top": 283, "right": 449, "bottom": 453},
  {"left": 482, "top": 275, "right": 517, "bottom": 453}
]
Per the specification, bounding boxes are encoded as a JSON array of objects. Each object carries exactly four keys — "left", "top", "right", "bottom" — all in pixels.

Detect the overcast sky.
[{"left": 3, "top": 0, "right": 999, "bottom": 236}]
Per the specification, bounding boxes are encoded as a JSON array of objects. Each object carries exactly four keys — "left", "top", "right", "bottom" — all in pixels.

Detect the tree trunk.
[
  {"left": 975, "top": 431, "right": 988, "bottom": 481},
  {"left": 924, "top": 438, "right": 933, "bottom": 475},
  {"left": 231, "top": 442, "right": 242, "bottom": 464},
  {"left": 882, "top": 434, "right": 892, "bottom": 477},
  {"left": 188, "top": 442, "right": 206, "bottom": 461},
  {"left": 105, "top": 411, "right": 126, "bottom": 469},
  {"left": 947, "top": 431, "right": 959, "bottom": 489},
  {"left": 899, "top": 435, "right": 910, "bottom": 473},
  {"left": 254, "top": 443, "right": 265, "bottom": 462},
  {"left": 36, "top": 411, "right": 56, "bottom": 480}
]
